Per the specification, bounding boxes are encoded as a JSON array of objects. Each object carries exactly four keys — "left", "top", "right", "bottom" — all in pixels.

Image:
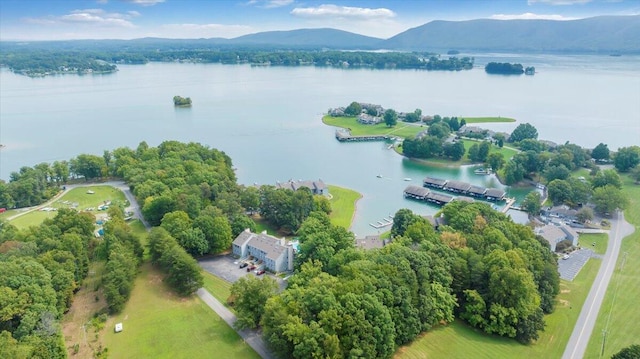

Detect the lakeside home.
[
  {"left": 422, "top": 177, "right": 506, "bottom": 201},
  {"left": 276, "top": 179, "right": 329, "bottom": 196},
  {"left": 232, "top": 229, "right": 295, "bottom": 273}
]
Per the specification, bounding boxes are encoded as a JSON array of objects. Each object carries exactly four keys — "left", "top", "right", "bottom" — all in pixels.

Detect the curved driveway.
[{"left": 562, "top": 210, "right": 635, "bottom": 359}]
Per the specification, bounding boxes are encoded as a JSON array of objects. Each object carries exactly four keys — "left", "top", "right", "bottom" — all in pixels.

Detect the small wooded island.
[
  {"left": 485, "top": 62, "right": 535, "bottom": 75},
  {"left": 173, "top": 96, "right": 192, "bottom": 107}
]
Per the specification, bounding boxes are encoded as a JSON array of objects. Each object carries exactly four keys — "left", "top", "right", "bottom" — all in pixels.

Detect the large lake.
[{"left": 1, "top": 54, "right": 638, "bottom": 235}]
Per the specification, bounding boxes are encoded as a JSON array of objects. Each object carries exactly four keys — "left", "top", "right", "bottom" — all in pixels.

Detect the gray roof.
[
  {"left": 355, "top": 235, "right": 385, "bottom": 250},
  {"left": 423, "top": 177, "right": 447, "bottom": 186},
  {"left": 485, "top": 188, "right": 506, "bottom": 198},
  {"left": 467, "top": 185, "right": 487, "bottom": 195},
  {"left": 404, "top": 185, "right": 430, "bottom": 197},
  {"left": 454, "top": 196, "right": 475, "bottom": 203},
  {"left": 445, "top": 180, "right": 471, "bottom": 192},
  {"left": 276, "top": 179, "right": 327, "bottom": 192},
  {"left": 427, "top": 192, "right": 454, "bottom": 203},
  {"left": 537, "top": 225, "right": 567, "bottom": 245},
  {"left": 232, "top": 230, "right": 288, "bottom": 261}
]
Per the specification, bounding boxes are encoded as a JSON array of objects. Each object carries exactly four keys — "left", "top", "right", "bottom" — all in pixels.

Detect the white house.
[{"left": 232, "top": 229, "right": 294, "bottom": 273}]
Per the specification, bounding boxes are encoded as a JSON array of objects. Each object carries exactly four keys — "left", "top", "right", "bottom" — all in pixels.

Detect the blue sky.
[{"left": 1, "top": 0, "right": 638, "bottom": 41}]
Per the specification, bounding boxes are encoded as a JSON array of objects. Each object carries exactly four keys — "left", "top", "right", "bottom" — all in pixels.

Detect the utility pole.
[{"left": 600, "top": 329, "right": 607, "bottom": 358}]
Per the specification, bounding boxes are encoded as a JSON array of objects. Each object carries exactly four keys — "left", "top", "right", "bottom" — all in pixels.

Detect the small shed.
[{"left": 114, "top": 323, "right": 123, "bottom": 333}]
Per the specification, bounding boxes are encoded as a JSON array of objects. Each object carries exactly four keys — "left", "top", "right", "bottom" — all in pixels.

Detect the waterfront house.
[
  {"left": 535, "top": 224, "right": 579, "bottom": 252},
  {"left": 355, "top": 235, "right": 387, "bottom": 250},
  {"left": 276, "top": 179, "right": 329, "bottom": 196},
  {"left": 232, "top": 229, "right": 294, "bottom": 273},
  {"left": 542, "top": 205, "right": 578, "bottom": 222},
  {"left": 357, "top": 113, "right": 382, "bottom": 124},
  {"left": 426, "top": 192, "right": 454, "bottom": 205}
]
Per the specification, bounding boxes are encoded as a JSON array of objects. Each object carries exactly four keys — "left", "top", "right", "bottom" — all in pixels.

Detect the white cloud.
[
  {"left": 291, "top": 4, "right": 396, "bottom": 20},
  {"left": 25, "top": 9, "right": 138, "bottom": 28},
  {"left": 161, "top": 23, "right": 254, "bottom": 38},
  {"left": 491, "top": 12, "right": 578, "bottom": 20},
  {"left": 122, "top": 0, "right": 165, "bottom": 6},
  {"left": 527, "top": 0, "right": 591, "bottom": 5}
]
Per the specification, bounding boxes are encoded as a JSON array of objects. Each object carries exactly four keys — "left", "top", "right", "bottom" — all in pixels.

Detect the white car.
[{"left": 562, "top": 254, "right": 570, "bottom": 260}]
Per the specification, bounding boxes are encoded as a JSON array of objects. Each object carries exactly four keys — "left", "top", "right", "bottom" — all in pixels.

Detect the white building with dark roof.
[
  {"left": 232, "top": 229, "right": 294, "bottom": 273},
  {"left": 275, "top": 179, "right": 329, "bottom": 196}
]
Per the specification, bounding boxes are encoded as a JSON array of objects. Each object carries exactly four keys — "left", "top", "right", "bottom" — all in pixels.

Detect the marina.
[
  {"left": 370, "top": 217, "right": 394, "bottom": 229},
  {"left": 422, "top": 176, "right": 506, "bottom": 201}
]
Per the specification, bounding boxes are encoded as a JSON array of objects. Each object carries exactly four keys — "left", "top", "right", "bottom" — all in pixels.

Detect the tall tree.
[
  {"left": 590, "top": 143, "right": 610, "bottom": 162},
  {"left": 230, "top": 276, "right": 278, "bottom": 329},
  {"left": 384, "top": 109, "right": 397, "bottom": 127},
  {"left": 509, "top": 123, "right": 538, "bottom": 143}
]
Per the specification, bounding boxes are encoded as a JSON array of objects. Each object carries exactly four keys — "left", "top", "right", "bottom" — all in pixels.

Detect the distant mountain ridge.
[
  {"left": 3, "top": 15, "right": 639, "bottom": 54},
  {"left": 383, "top": 15, "right": 640, "bottom": 53}
]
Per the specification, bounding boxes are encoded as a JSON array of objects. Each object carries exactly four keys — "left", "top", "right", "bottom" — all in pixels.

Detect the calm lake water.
[{"left": 1, "top": 54, "right": 638, "bottom": 235}]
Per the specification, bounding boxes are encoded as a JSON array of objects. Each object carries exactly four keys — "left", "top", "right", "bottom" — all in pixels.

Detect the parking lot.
[
  {"left": 198, "top": 255, "right": 286, "bottom": 289},
  {"left": 557, "top": 248, "right": 596, "bottom": 281}
]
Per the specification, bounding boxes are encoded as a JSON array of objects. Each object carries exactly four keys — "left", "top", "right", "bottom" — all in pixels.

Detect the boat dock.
[
  {"left": 501, "top": 197, "right": 517, "bottom": 213},
  {"left": 335, "top": 129, "right": 391, "bottom": 142},
  {"left": 422, "top": 176, "right": 506, "bottom": 202},
  {"left": 370, "top": 217, "right": 393, "bottom": 229}
]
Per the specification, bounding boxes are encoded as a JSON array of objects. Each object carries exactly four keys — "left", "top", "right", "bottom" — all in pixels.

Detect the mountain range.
[{"left": 6, "top": 15, "right": 640, "bottom": 54}]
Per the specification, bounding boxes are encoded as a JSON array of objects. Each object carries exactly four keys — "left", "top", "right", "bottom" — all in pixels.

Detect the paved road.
[
  {"left": 196, "top": 288, "right": 273, "bottom": 359},
  {"left": 562, "top": 210, "right": 636, "bottom": 359}
]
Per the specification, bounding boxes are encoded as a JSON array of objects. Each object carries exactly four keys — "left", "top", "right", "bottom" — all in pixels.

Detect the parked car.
[
  {"left": 247, "top": 265, "right": 256, "bottom": 272},
  {"left": 562, "top": 254, "right": 570, "bottom": 260},
  {"left": 256, "top": 269, "right": 266, "bottom": 275},
  {"left": 239, "top": 262, "right": 248, "bottom": 269}
]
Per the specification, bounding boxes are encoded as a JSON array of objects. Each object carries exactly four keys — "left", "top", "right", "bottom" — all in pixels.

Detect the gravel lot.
[{"left": 557, "top": 248, "right": 596, "bottom": 281}]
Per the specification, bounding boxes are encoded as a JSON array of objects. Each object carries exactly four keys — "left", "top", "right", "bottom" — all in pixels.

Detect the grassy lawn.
[
  {"left": 323, "top": 115, "right": 425, "bottom": 139},
  {"left": 580, "top": 232, "right": 608, "bottom": 255},
  {"left": 6, "top": 185, "right": 128, "bottom": 229},
  {"left": 397, "top": 258, "right": 602, "bottom": 359},
  {"left": 56, "top": 186, "right": 127, "bottom": 211},
  {"left": 252, "top": 215, "right": 280, "bottom": 236},
  {"left": 202, "top": 271, "right": 233, "bottom": 308},
  {"left": 460, "top": 139, "right": 519, "bottom": 161},
  {"left": 585, "top": 176, "right": 640, "bottom": 358},
  {"left": 103, "top": 263, "right": 259, "bottom": 359},
  {"left": 9, "top": 210, "right": 56, "bottom": 229},
  {"left": 462, "top": 116, "right": 516, "bottom": 124},
  {"left": 328, "top": 185, "right": 361, "bottom": 229}
]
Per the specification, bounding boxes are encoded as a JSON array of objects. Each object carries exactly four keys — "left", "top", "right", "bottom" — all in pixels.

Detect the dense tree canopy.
[{"left": 509, "top": 123, "right": 539, "bottom": 143}]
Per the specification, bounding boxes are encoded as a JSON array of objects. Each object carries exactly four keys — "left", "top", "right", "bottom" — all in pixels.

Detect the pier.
[
  {"left": 422, "top": 176, "right": 506, "bottom": 202},
  {"left": 370, "top": 217, "right": 393, "bottom": 229},
  {"left": 335, "top": 129, "right": 389, "bottom": 142}
]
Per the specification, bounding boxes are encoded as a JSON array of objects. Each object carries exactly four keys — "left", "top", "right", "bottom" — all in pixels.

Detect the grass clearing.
[
  {"left": 328, "top": 185, "right": 361, "bottom": 229},
  {"left": 460, "top": 139, "right": 519, "bottom": 161},
  {"left": 462, "top": 116, "right": 516, "bottom": 124},
  {"left": 9, "top": 210, "right": 56, "bottom": 229},
  {"left": 62, "top": 261, "right": 109, "bottom": 358},
  {"left": 397, "top": 258, "right": 601, "bottom": 359},
  {"left": 585, "top": 176, "right": 640, "bottom": 358},
  {"left": 580, "top": 232, "right": 608, "bottom": 255},
  {"left": 103, "top": 263, "right": 259, "bottom": 359},
  {"left": 56, "top": 186, "right": 128, "bottom": 211},
  {"left": 202, "top": 271, "right": 233, "bottom": 309},
  {"left": 323, "top": 115, "right": 425, "bottom": 139}
]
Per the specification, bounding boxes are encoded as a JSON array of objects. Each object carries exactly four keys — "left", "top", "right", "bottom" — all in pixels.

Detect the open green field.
[
  {"left": 202, "top": 271, "right": 233, "bottom": 308},
  {"left": 9, "top": 210, "right": 57, "bottom": 229},
  {"left": 55, "top": 186, "right": 127, "bottom": 211},
  {"left": 6, "top": 185, "right": 127, "bottom": 229},
  {"left": 103, "top": 263, "right": 259, "bottom": 359},
  {"left": 462, "top": 117, "right": 516, "bottom": 124},
  {"left": 585, "top": 176, "right": 640, "bottom": 358},
  {"left": 323, "top": 115, "right": 425, "bottom": 139},
  {"left": 328, "top": 185, "right": 361, "bottom": 229},
  {"left": 397, "top": 258, "right": 601, "bottom": 359},
  {"left": 460, "top": 139, "right": 519, "bottom": 161},
  {"left": 580, "top": 232, "right": 608, "bottom": 255}
]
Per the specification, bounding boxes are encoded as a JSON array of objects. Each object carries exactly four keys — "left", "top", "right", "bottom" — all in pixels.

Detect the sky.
[{"left": 0, "top": 0, "right": 638, "bottom": 41}]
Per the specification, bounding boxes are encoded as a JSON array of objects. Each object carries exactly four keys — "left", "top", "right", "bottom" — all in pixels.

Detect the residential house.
[
  {"left": 276, "top": 179, "right": 329, "bottom": 196},
  {"left": 536, "top": 224, "right": 579, "bottom": 252},
  {"left": 355, "top": 235, "right": 388, "bottom": 250},
  {"left": 232, "top": 229, "right": 294, "bottom": 273},
  {"left": 542, "top": 205, "right": 578, "bottom": 222}
]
